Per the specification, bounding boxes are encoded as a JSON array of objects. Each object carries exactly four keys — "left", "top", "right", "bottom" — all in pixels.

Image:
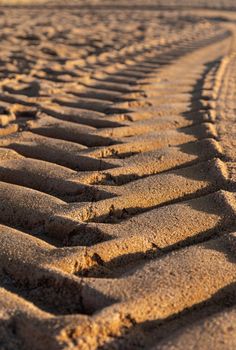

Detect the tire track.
[{"left": 0, "top": 6, "right": 235, "bottom": 350}]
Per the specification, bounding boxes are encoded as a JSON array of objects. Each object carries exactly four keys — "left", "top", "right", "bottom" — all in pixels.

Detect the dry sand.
[{"left": 0, "top": 1, "right": 236, "bottom": 349}]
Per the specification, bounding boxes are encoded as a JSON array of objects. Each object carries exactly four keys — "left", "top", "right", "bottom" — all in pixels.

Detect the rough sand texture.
[{"left": 0, "top": 2, "right": 236, "bottom": 350}]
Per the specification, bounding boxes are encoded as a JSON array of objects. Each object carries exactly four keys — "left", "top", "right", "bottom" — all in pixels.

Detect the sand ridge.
[{"left": 0, "top": 3, "right": 235, "bottom": 350}]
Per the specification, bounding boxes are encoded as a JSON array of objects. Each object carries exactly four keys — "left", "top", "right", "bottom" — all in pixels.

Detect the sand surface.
[{"left": 0, "top": 1, "right": 236, "bottom": 349}]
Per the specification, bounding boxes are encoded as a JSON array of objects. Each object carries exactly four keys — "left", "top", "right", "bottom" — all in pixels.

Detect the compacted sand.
[{"left": 0, "top": 1, "right": 236, "bottom": 349}]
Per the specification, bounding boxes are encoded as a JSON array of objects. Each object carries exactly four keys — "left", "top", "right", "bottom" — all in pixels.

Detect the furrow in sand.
[
  {"left": 152, "top": 305, "right": 236, "bottom": 350},
  {"left": 1, "top": 187, "right": 236, "bottom": 277},
  {"left": 68, "top": 190, "right": 236, "bottom": 269},
  {"left": 27, "top": 114, "right": 117, "bottom": 147},
  {"left": 40, "top": 103, "right": 126, "bottom": 128},
  {"left": 0, "top": 132, "right": 115, "bottom": 171},
  {"left": 0, "top": 148, "right": 91, "bottom": 201},
  {"left": 62, "top": 233, "right": 236, "bottom": 350},
  {"left": 1, "top": 223, "right": 236, "bottom": 324},
  {"left": 0, "top": 159, "right": 234, "bottom": 244},
  {"left": 79, "top": 139, "right": 221, "bottom": 185},
  {"left": 0, "top": 137, "right": 222, "bottom": 198},
  {"left": 81, "top": 123, "right": 217, "bottom": 158}
]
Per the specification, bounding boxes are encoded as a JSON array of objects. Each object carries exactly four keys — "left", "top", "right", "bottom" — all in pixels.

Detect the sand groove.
[{"left": 0, "top": 4, "right": 236, "bottom": 350}]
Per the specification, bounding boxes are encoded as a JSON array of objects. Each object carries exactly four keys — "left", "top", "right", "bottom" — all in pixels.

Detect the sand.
[{"left": 0, "top": 2, "right": 236, "bottom": 349}]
